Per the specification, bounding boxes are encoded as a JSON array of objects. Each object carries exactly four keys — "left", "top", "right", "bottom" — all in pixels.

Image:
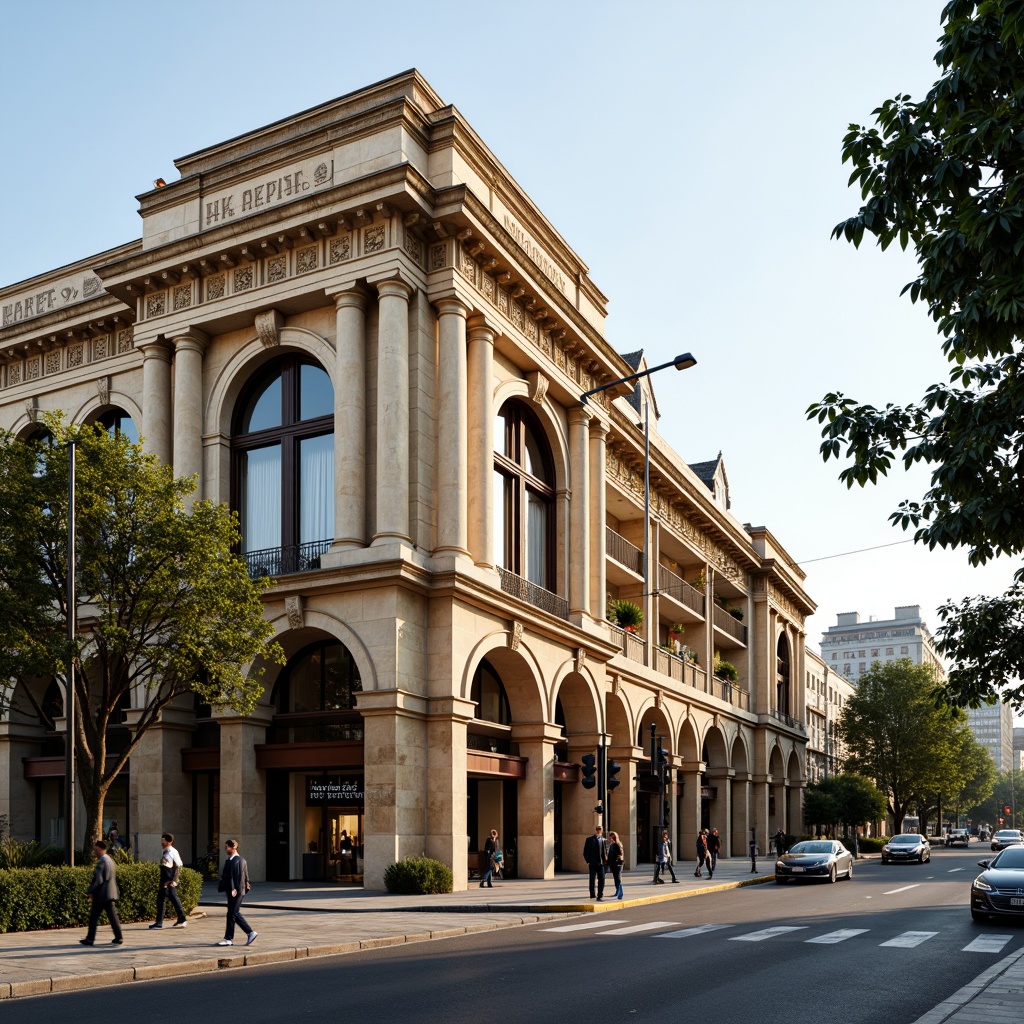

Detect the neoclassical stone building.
[{"left": 0, "top": 71, "right": 813, "bottom": 888}]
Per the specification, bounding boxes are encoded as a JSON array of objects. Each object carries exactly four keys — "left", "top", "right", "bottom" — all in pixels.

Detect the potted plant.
[
  {"left": 729, "top": 607, "right": 744, "bottom": 622},
  {"left": 667, "top": 622, "right": 685, "bottom": 641},
  {"left": 690, "top": 569, "right": 706, "bottom": 593},
  {"left": 612, "top": 599, "right": 644, "bottom": 633},
  {"left": 713, "top": 653, "right": 739, "bottom": 682}
]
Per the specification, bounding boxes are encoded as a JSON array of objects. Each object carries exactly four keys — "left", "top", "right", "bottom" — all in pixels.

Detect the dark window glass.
[
  {"left": 470, "top": 659, "right": 511, "bottom": 724},
  {"left": 97, "top": 409, "right": 139, "bottom": 445}
]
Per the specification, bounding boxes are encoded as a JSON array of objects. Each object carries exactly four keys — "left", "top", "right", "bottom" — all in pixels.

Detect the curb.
[{"left": 0, "top": 914, "right": 568, "bottom": 1001}]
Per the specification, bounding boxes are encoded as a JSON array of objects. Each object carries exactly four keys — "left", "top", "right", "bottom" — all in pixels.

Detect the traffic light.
[
  {"left": 656, "top": 746, "right": 669, "bottom": 778},
  {"left": 607, "top": 759, "right": 622, "bottom": 792},
  {"left": 1005, "top": 806, "right": 1012, "bottom": 815},
  {"left": 581, "top": 753, "right": 597, "bottom": 789}
]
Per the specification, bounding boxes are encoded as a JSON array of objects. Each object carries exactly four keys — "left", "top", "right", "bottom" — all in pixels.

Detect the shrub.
[
  {"left": 0, "top": 836, "right": 64, "bottom": 869},
  {"left": 611, "top": 599, "right": 644, "bottom": 632},
  {"left": 383, "top": 856, "right": 453, "bottom": 895},
  {"left": 0, "top": 863, "right": 203, "bottom": 933},
  {"left": 852, "top": 835, "right": 889, "bottom": 853}
]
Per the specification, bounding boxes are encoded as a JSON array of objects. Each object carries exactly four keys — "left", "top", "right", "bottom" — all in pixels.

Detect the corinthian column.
[
  {"left": 171, "top": 329, "right": 209, "bottom": 500},
  {"left": 139, "top": 339, "right": 172, "bottom": 464},
  {"left": 568, "top": 406, "right": 591, "bottom": 618},
  {"left": 331, "top": 287, "right": 367, "bottom": 548},
  {"left": 467, "top": 316, "right": 495, "bottom": 568},
  {"left": 435, "top": 297, "right": 469, "bottom": 556},
  {"left": 373, "top": 278, "right": 412, "bottom": 544}
]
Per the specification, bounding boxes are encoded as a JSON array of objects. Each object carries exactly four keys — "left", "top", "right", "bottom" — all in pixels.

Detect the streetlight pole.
[{"left": 65, "top": 439, "right": 76, "bottom": 867}]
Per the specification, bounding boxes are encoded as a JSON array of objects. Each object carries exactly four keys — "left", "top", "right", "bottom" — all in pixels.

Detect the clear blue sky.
[{"left": 1, "top": 1, "right": 1018, "bottom": 712}]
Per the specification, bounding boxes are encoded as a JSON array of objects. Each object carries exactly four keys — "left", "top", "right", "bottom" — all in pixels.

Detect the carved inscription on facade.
[
  {"left": 502, "top": 214, "right": 567, "bottom": 294},
  {"left": 2, "top": 270, "right": 105, "bottom": 328},
  {"left": 202, "top": 157, "right": 336, "bottom": 228}
]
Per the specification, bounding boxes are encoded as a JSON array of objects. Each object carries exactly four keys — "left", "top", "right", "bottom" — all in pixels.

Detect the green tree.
[
  {"left": 804, "top": 774, "right": 887, "bottom": 836},
  {"left": 838, "top": 659, "right": 973, "bottom": 832},
  {"left": 915, "top": 731, "right": 996, "bottom": 833},
  {"left": 967, "top": 767, "right": 1023, "bottom": 828},
  {"left": 0, "top": 418, "right": 282, "bottom": 850},
  {"left": 807, "top": 0, "right": 1024, "bottom": 712}
]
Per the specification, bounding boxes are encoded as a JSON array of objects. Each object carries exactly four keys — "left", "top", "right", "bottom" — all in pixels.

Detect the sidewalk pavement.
[{"left": 0, "top": 858, "right": 771, "bottom": 1000}]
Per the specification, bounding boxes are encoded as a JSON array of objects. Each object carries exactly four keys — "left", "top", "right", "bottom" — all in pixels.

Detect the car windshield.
[
  {"left": 996, "top": 831, "right": 1021, "bottom": 840},
  {"left": 789, "top": 842, "right": 832, "bottom": 855},
  {"left": 992, "top": 848, "right": 1024, "bottom": 869},
  {"left": 891, "top": 835, "right": 922, "bottom": 844}
]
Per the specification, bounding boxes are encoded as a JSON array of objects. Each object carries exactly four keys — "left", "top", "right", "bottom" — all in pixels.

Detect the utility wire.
[{"left": 797, "top": 539, "right": 915, "bottom": 565}]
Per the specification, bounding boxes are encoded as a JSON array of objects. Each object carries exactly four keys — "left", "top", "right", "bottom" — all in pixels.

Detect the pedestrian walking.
[
  {"left": 693, "top": 829, "right": 709, "bottom": 878},
  {"left": 774, "top": 828, "right": 786, "bottom": 857},
  {"left": 707, "top": 828, "right": 721, "bottom": 874},
  {"left": 653, "top": 828, "right": 678, "bottom": 884},
  {"left": 479, "top": 829, "right": 499, "bottom": 888},
  {"left": 583, "top": 824, "right": 608, "bottom": 900},
  {"left": 217, "top": 839, "right": 256, "bottom": 947},
  {"left": 607, "top": 830, "right": 625, "bottom": 900},
  {"left": 80, "top": 840, "right": 123, "bottom": 946},
  {"left": 150, "top": 832, "right": 188, "bottom": 929}
]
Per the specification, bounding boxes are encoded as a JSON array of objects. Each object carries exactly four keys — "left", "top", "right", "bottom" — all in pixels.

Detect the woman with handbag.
[
  {"left": 479, "top": 829, "right": 500, "bottom": 888},
  {"left": 607, "top": 830, "right": 625, "bottom": 900}
]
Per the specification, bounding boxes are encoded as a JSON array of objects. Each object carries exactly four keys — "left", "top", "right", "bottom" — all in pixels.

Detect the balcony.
[
  {"left": 606, "top": 527, "right": 643, "bottom": 582},
  {"left": 244, "top": 538, "right": 332, "bottom": 579},
  {"left": 609, "top": 623, "right": 645, "bottom": 665},
  {"left": 712, "top": 603, "right": 748, "bottom": 646},
  {"left": 764, "top": 708, "right": 807, "bottom": 734},
  {"left": 497, "top": 567, "right": 569, "bottom": 619},
  {"left": 657, "top": 565, "right": 705, "bottom": 618}
]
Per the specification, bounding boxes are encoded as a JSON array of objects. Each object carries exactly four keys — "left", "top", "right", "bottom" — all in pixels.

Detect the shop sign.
[{"left": 306, "top": 775, "right": 363, "bottom": 806}]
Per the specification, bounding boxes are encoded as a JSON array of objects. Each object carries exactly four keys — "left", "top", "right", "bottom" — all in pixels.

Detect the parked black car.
[{"left": 971, "top": 846, "right": 1024, "bottom": 922}]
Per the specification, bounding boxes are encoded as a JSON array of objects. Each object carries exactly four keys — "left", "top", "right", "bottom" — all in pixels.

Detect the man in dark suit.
[
  {"left": 80, "top": 840, "right": 123, "bottom": 946},
  {"left": 582, "top": 824, "right": 608, "bottom": 901},
  {"left": 217, "top": 838, "right": 256, "bottom": 947}
]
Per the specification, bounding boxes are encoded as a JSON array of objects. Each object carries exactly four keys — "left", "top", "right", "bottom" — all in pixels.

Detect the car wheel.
[
  {"left": 918, "top": 852, "right": 925, "bottom": 863},
  {"left": 775, "top": 876, "right": 785, "bottom": 884},
  {"left": 845, "top": 861, "right": 853, "bottom": 880},
  {"left": 828, "top": 865, "right": 837, "bottom": 884},
  {"left": 971, "top": 908, "right": 988, "bottom": 924}
]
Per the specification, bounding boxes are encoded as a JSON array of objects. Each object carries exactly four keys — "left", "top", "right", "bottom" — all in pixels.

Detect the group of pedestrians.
[
  {"left": 79, "top": 833, "right": 257, "bottom": 948},
  {"left": 582, "top": 825, "right": 625, "bottom": 900},
  {"left": 695, "top": 827, "right": 721, "bottom": 878}
]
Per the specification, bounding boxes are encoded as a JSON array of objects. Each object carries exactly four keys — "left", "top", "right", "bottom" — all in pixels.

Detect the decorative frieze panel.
[
  {"left": 146, "top": 293, "right": 166, "bottom": 318},
  {"left": 329, "top": 234, "right": 353, "bottom": 264},
  {"left": 234, "top": 266, "right": 254, "bottom": 292},
  {"left": 364, "top": 224, "right": 386, "bottom": 253},
  {"left": 267, "top": 256, "right": 288, "bottom": 283},
  {"left": 67, "top": 343, "right": 84, "bottom": 368},
  {"left": 206, "top": 275, "right": 225, "bottom": 302},
  {"left": 430, "top": 242, "right": 446, "bottom": 270},
  {"left": 92, "top": 335, "right": 109, "bottom": 360},
  {"left": 172, "top": 283, "right": 192, "bottom": 311},
  {"left": 768, "top": 582, "right": 802, "bottom": 623},
  {"left": 117, "top": 328, "right": 134, "bottom": 354},
  {"left": 296, "top": 246, "right": 318, "bottom": 274},
  {"left": 45, "top": 350, "right": 61, "bottom": 375},
  {"left": 402, "top": 230, "right": 422, "bottom": 264},
  {"left": 25, "top": 356, "right": 41, "bottom": 381}
]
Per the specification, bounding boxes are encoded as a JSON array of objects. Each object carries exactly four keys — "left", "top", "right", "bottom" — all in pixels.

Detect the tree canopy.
[
  {"left": 804, "top": 773, "right": 888, "bottom": 834},
  {"left": 807, "top": 0, "right": 1024, "bottom": 711},
  {"left": 0, "top": 418, "right": 283, "bottom": 849},
  {"left": 838, "top": 658, "right": 983, "bottom": 832}
]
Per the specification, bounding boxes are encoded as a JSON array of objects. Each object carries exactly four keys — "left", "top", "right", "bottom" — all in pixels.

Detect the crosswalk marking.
[
  {"left": 882, "top": 885, "right": 920, "bottom": 895},
  {"left": 729, "top": 926, "right": 808, "bottom": 942},
  {"left": 963, "top": 935, "right": 1013, "bottom": 954},
  {"left": 880, "top": 931, "right": 937, "bottom": 948},
  {"left": 656, "top": 924, "right": 733, "bottom": 939},
  {"left": 805, "top": 928, "right": 869, "bottom": 944},
  {"left": 541, "top": 920, "right": 628, "bottom": 932},
  {"left": 598, "top": 921, "right": 678, "bottom": 935}
]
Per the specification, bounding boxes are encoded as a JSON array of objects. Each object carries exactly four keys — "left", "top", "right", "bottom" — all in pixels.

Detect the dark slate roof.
[
  {"left": 689, "top": 452, "right": 723, "bottom": 491},
  {"left": 619, "top": 349, "right": 645, "bottom": 415}
]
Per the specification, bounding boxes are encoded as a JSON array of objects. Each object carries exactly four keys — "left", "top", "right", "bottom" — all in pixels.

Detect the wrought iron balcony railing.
[{"left": 244, "top": 538, "right": 333, "bottom": 579}]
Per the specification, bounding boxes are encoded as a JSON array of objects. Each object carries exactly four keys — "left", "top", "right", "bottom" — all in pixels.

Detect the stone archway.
[
  {"left": 729, "top": 734, "right": 751, "bottom": 858},
  {"left": 604, "top": 691, "right": 637, "bottom": 867},
  {"left": 702, "top": 724, "right": 731, "bottom": 856}
]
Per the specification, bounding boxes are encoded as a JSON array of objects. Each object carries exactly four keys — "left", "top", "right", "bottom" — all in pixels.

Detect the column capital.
[
  {"left": 435, "top": 295, "right": 469, "bottom": 319},
  {"left": 328, "top": 284, "right": 369, "bottom": 310},
  {"left": 467, "top": 311, "right": 501, "bottom": 338},
  {"left": 568, "top": 405, "right": 592, "bottom": 428},
  {"left": 589, "top": 417, "right": 610, "bottom": 439},
  {"left": 138, "top": 338, "right": 173, "bottom": 363},
  {"left": 372, "top": 275, "right": 415, "bottom": 301},
  {"left": 171, "top": 327, "right": 209, "bottom": 352}
]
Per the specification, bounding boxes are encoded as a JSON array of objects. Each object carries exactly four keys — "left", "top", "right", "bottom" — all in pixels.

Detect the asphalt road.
[{"left": 10, "top": 845, "right": 1023, "bottom": 1024}]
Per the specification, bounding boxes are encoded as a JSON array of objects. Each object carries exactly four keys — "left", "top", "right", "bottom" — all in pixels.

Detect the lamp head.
[{"left": 673, "top": 352, "right": 697, "bottom": 371}]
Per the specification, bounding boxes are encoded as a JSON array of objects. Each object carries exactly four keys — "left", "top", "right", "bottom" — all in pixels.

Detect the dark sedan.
[
  {"left": 775, "top": 840, "right": 853, "bottom": 884},
  {"left": 881, "top": 834, "right": 931, "bottom": 864},
  {"left": 970, "top": 845, "right": 1024, "bottom": 922}
]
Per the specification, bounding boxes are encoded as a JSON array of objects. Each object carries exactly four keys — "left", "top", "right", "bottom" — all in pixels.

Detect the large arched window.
[
  {"left": 470, "top": 658, "right": 511, "bottom": 725},
  {"left": 494, "top": 400, "right": 555, "bottom": 589},
  {"left": 776, "top": 634, "right": 791, "bottom": 715},
  {"left": 97, "top": 408, "right": 139, "bottom": 444},
  {"left": 233, "top": 357, "right": 334, "bottom": 574}
]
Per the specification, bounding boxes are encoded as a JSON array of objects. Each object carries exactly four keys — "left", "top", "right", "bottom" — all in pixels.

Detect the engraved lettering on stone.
[
  {"left": 267, "top": 255, "right": 288, "bottom": 283},
  {"left": 501, "top": 214, "right": 568, "bottom": 293},
  {"left": 329, "top": 235, "right": 352, "bottom": 264},
  {"left": 67, "top": 344, "right": 84, "bottom": 368},
  {"left": 234, "top": 267, "right": 254, "bottom": 291},
  {"left": 117, "top": 328, "right": 134, "bottom": 354},
  {"left": 364, "top": 224, "right": 386, "bottom": 253},
  {"left": 45, "top": 350, "right": 61, "bottom": 375},
  {"left": 146, "top": 292, "right": 167, "bottom": 318},
  {"left": 285, "top": 594, "right": 304, "bottom": 630},
  {"left": 206, "top": 275, "right": 225, "bottom": 301},
  {"left": 296, "top": 246, "right": 318, "bottom": 274},
  {"left": 509, "top": 620, "right": 524, "bottom": 651},
  {"left": 173, "top": 284, "right": 193, "bottom": 311},
  {"left": 429, "top": 243, "right": 446, "bottom": 270}
]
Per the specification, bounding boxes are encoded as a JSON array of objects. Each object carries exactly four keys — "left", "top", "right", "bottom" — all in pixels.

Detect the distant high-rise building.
[
  {"left": 819, "top": 605, "right": 945, "bottom": 686},
  {"left": 966, "top": 702, "right": 1014, "bottom": 773}
]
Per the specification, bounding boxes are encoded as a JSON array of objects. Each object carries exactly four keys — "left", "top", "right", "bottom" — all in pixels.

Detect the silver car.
[
  {"left": 775, "top": 840, "right": 854, "bottom": 884},
  {"left": 881, "top": 833, "right": 931, "bottom": 864},
  {"left": 990, "top": 829, "right": 1023, "bottom": 852}
]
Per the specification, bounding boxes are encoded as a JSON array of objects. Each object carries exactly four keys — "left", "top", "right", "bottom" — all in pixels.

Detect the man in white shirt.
[{"left": 149, "top": 832, "right": 188, "bottom": 929}]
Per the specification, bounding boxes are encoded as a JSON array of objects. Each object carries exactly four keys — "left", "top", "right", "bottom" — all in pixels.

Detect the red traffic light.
[{"left": 1005, "top": 806, "right": 1012, "bottom": 815}]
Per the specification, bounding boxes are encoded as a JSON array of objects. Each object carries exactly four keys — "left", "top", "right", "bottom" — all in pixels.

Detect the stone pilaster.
[
  {"left": 568, "top": 407, "right": 591, "bottom": 619},
  {"left": 139, "top": 340, "right": 172, "bottom": 464},
  {"left": 564, "top": 734, "right": 604, "bottom": 871},
  {"left": 373, "top": 279, "right": 413, "bottom": 545},
  {"left": 607, "top": 746, "right": 639, "bottom": 869},
  {"left": 510, "top": 722, "right": 560, "bottom": 879},
  {"left": 731, "top": 774, "right": 752, "bottom": 860},
  {"left": 589, "top": 419, "right": 608, "bottom": 617},
  {"left": 434, "top": 298, "right": 469, "bottom": 556},
  {"left": 678, "top": 764, "right": 704, "bottom": 866},
  {"left": 466, "top": 316, "right": 495, "bottom": 569},
  {"left": 215, "top": 704, "right": 272, "bottom": 881},
  {"left": 331, "top": 287, "right": 367, "bottom": 549},
  {"left": 171, "top": 329, "right": 209, "bottom": 500},
  {"left": 708, "top": 767, "right": 733, "bottom": 856}
]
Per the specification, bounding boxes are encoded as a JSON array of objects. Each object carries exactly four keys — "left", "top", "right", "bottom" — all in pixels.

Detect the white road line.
[
  {"left": 882, "top": 884, "right": 921, "bottom": 895},
  {"left": 947, "top": 867, "right": 964, "bottom": 873},
  {"left": 729, "top": 926, "right": 809, "bottom": 942},
  {"left": 963, "top": 935, "right": 1013, "bottom": 954},
  {"left": 805, "top": 929, "right": 869, "bottom": 944},
  {"left": 880, "top": 931, "right": 937, "bottom": 948},
  {"left": 656, "top": 924, "right": 733, "bottom": 939},
  {"left": 598, "top": 921, "right": 677, "bottom": 936},
  {"left": 541, "top": 920, "right": 628, "bottom": 932}
]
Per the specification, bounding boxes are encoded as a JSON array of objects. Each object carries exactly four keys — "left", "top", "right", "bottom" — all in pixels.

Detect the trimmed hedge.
[
  {"left": 383, "top": 856, "right": 453, "bottom": 895},
  {"left": 0, "top": 862, "right": 203, "bottom": 933}
]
